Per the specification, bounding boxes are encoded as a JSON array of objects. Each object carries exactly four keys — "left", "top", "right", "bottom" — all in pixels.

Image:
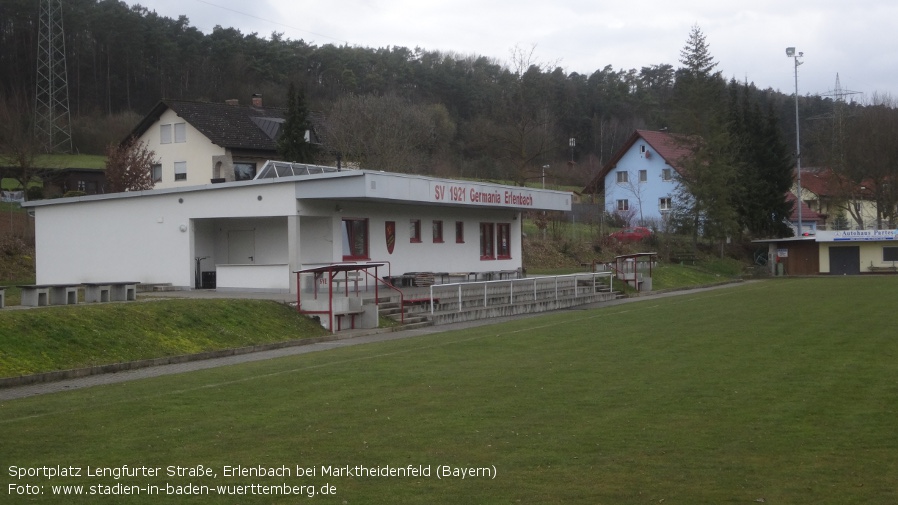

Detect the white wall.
[
  {"left": 32, "top": 182, "right": 299, "bottom": 288},
  {"left": 140, "top": 108, "right": 226, "bottom": 189},
  {"left": 34, "top": 196, "right": 193, "bottom": 286},
  {"left": 605, "top": 141, "right": 680, "bottom": 226},
  {"left": 299, "top": 216, "right": 335, "bottom": 266},
  {"left": 300, "top": 200, "right": 522, "bottom": 276},
  {"left": 31, "top": 174, "right": 553, "bottom": 291},
  {"left": 209, "top": 217, "right": 288, "bottom": 265}
]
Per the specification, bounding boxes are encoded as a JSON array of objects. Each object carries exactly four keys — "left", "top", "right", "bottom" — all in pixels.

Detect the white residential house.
[
  {"left": 583, "top": 129, "right": 693, "bottom": 227},
  {"left": 128, "top": 96, "right": 318, "bottom": 189}
]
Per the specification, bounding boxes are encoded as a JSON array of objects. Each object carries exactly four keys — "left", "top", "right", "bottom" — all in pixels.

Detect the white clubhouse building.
[{"left": 25, "top": 163, "right": 571, "bottom": 293}]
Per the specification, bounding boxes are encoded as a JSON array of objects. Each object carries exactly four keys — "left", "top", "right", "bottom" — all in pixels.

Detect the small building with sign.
[
  {"left": 816, "top": 229, "right": 898, "bottom": 275},
  {"left": 756, "top": 229, "right": 898, "bottom": 276},
  {"left": 24, "top": 162, "right": 571, "bottom": 293},
  {"left": 754, "top": 237, "right": 819, "bottom": 276}
]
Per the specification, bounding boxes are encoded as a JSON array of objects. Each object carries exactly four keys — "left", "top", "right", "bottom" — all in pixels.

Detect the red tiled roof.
[
  {"left": 635, "top": 129, "right": 696, "bottom": 172},
  {"left": 786, "top": 191, "right": 822, "bottom": 222},
  {"left": 799, "top": 168, "right": 877, "bottom": 199},
  {"left": 800, "top": 168, "right": 840, "bottom": 197},
  {"left": 583, "top": 129, "right": 697, "bottom": 194}
]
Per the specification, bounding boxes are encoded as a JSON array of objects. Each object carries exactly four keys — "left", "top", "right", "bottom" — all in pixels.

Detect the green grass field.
[
  {"left": 0, "top": 299, "right": 328, "bottom": 377},
  {"left": 2, "top": 277, "right": 897, "bottom": 504}
]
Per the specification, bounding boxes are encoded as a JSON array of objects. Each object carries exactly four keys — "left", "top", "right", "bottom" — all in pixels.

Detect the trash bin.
[{"left": 201, "top": 271, "right": 216, "bottom": 289}]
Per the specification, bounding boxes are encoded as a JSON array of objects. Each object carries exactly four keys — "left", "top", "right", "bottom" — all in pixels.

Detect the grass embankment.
[
  {"left": 650, "top": 257, "right": 745, "bottom": 290},
  {"left": 0, "top": 259, "right": 738, "bottom": 379},
  {"left": 0, "top": 299, "right": 328, "bottom": 377},
  {"left": 528, "top": 250, "right": 746, "bottom": 292},
  {"left": 1, "top": 277, "right": 896, "bottom": 503}
]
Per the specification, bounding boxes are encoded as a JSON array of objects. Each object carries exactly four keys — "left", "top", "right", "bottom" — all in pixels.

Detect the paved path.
[{"left": 0, "top": 282, "right": 747, "bottom": 401}]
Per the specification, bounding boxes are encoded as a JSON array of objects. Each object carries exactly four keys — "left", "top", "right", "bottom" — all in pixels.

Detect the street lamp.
[
  {"left": 786, "top": 47, "right": 804, "bottom": 236},
  {"left": 541, "top": 164, "right": 549, "bottom": 189}
]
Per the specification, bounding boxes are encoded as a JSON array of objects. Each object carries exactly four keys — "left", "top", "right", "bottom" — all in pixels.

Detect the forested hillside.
[
  {"left": 4, "top": 0, "right": 898, "bottom": 239},
  {"left": 2, "top": 0, "right": 844, "bottom": 184}
]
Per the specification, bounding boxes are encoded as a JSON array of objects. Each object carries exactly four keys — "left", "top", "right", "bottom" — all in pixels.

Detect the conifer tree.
[
  {"left": 668, "top": 25, "right": 738, "bottom": 247},
  {"left": 727, "top": 82, "right": 794, "bottom": 237},
  {"left": 277, "top": 82, "right": 317, "bottom": 163}
]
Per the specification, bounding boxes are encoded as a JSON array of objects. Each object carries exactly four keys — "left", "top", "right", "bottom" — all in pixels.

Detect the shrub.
[{"left": 26, "top": 186, "right": 44, "bottom": 201}]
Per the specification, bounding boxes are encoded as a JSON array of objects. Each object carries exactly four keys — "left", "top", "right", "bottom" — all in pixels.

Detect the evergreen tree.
[
  {"left": 277, "top": 83, "right": 317, "bottom": 163},
  {"left": 678, "top": 24, "right": 719, "bottom": 79},
  {"left": 670, "top": 24, "right": 726, "bottom": 137},
  {"left": 727, "top": 81, "right": 794, "bottom": 237},
  {"left": 668, "top": 25, "right": 738, "bottom": 247}
]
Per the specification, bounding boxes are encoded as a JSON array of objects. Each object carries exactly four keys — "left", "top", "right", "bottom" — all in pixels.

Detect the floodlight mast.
[{"left": 787, "top": 47, "right": 804, "bottom": 236}]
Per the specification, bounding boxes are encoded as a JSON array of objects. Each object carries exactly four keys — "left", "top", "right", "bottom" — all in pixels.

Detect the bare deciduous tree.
[
  {"left": 492, "top": 45, "right": 561, "bottom": 184},
  {"left": 841, "top": 93, "right": 898, "bottom": 228},
  {"left": 0, "top": 91, "right": 40, "bottom": 200},
  {"left": 322, "top": 94, "right": 455, "bottom": 173},
  {"left": 104, "top": 138, "right": 157, "bottom": 192}
]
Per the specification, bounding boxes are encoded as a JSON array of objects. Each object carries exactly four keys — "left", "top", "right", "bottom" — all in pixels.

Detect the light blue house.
[{"left": 583, "top": 129, "right": 693, "bottom": 227}]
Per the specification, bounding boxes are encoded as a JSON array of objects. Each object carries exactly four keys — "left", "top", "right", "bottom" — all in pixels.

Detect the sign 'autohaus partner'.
[{"left": 816, "top": 230, "right": 898, "bottom": 242}]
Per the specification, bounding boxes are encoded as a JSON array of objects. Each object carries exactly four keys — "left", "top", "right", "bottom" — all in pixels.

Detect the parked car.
[{"left": 609, "top": 226, "right": 652, "bottom": 243}]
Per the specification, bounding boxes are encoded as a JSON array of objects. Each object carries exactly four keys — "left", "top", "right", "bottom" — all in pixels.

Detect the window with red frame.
[
  {"left": 341, "top": 218, "right": 368, "bottom": 260},
  {"left": 409, "top": 219, "right": 421, "bottom": 243},
  {"left": 455, "top": 221, "right": 464, "bottom": 243},
  {"left": 497, "top": 223, "right": 511, "bottom": 259},
  {"left": 433, "top": 220, "right": 444, "bottom": 243},
  {"left": 479, "top": 222, "right": 495, "bottom": 259}
]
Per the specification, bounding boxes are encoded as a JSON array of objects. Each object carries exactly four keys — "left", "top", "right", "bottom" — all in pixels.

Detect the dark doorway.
[{"left": 829, "top": 246, "right": 860, "bottom": 275}]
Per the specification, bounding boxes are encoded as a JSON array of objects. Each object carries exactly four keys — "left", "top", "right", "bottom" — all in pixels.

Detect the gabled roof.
[
  {"left": 126, "top": 99, "right": 288, "bottom": 152},
  {"left": 800, "top": 167, "right": 877, "bottom": 200},
  {"left": 634, "top": 129, "right": 696, "bottom": 170},
  {"left": 786, "top": 191, "right": 822, "bottom": 223},
  {"left": 583, "top": 129, "right": 696, "bottom": 194},
  {"left": 800, "top": 168, "right": 838, "bottom": 197}
]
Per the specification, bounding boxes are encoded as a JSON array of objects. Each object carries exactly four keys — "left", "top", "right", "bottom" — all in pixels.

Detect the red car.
[{"left": 609, "top": 226, "right": 652, "bottom": 243}]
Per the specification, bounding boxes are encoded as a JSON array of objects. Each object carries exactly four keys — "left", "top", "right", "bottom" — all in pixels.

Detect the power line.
[{"left": 189, "top": 0, "right": 349, "bottom": 44}]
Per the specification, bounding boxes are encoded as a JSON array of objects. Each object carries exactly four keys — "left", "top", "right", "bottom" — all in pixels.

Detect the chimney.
[
  {"left": 252, "top": 93, "right": 262, "bottom": 107},
  {"left": 225, "top": 99, "right": 239, "bottom": 106}
]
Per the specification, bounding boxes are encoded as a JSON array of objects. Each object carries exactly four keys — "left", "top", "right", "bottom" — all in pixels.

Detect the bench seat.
[
  {"left": 18, "top": 284, "right": 79, "bottom": 307},
  {"left": 83, "top": 282, "right": 139, "bottom": 302}
]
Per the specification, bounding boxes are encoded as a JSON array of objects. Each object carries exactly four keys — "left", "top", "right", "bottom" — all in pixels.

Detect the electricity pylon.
[{"left": 34, "top": 0, "right": 72, "bottom": 153}]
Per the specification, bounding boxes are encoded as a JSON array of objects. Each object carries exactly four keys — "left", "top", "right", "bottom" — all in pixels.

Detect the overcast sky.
[{"left": 134, "top": 0, "right": 896, "bottom": 102}]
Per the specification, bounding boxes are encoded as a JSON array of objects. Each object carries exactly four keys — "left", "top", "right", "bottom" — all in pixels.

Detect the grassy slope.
[
  {"left": 0, "top": 246, "right": 742, "bottom": 377},
  {"left": 2, "top": 153, "right": 105, "bottom": 189},
  {"left": 1, "top": 277, "right": 897, "bottom": 504},
  {"left": 0, "top": 299, "right": 328, "bottom": 377},
  {"left": 31, "top": 154, "right": 106, "bottom": 170}
]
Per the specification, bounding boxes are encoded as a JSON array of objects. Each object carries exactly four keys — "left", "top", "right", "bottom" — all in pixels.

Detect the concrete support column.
[{"left": 287, "top": 214, "right": 301, "bottom": 294}]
